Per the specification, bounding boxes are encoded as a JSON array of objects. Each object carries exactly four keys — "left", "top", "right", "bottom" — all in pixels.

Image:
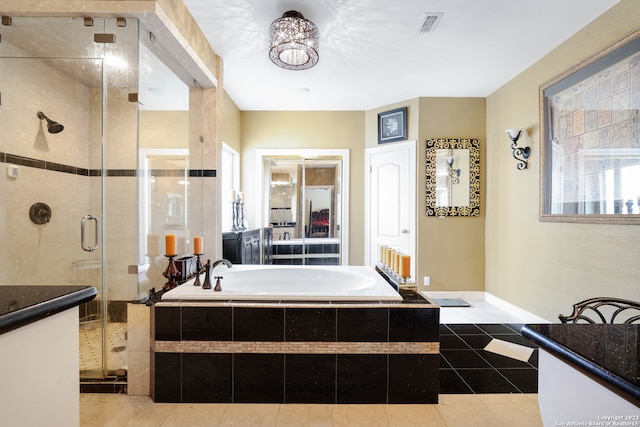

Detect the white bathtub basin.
[{"left": 161, "top": 265, "right": 402, "bottom": 301}]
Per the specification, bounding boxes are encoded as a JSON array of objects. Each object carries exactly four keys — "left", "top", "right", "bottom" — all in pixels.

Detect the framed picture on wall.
[
  {"left": 539, "top": 28, "right": 640, "bottom": 224},
  {"left": 378, "top": 107, "right": 407, "bottom": 144}
]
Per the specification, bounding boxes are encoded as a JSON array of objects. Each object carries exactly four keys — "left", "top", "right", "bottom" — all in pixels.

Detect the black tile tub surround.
[
  {"left": 286, "top": 308, "right": 336, "bottom": 341},
  {"left": 286, "top": 354, "right": 336, "bottom": 403},
  {"left": 235, "top": 353, "right": 285, "bottom": 403},
  {"left": 234, "top": 307, "right": 284, "bottom": 341},
  {"left": 152, "top": 300, "right": 440, "bottom": 404},
  {"left": 337, "top": 354, "right": 388, "bottom": 404},
  {"left": 182, "top": 306, "right": 232, "bottom": 341}
]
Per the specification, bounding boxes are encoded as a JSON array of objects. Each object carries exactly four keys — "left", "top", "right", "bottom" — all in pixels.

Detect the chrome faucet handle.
[{"left": 214, "top": 275, "right": 223, "bottom": 292}]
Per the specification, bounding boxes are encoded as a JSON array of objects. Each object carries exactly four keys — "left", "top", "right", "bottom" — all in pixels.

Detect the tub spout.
[{"left": 211, "top": 259, "right": 232, "bottom": 270}]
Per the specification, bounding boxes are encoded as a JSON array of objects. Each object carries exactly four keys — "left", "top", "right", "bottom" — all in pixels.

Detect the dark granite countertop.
[
  {"left": 522, "top": 324, "right": 640, "bottom": 405},
  {"left": 0, "top": 285, "right": 97, "bottom": 335}
]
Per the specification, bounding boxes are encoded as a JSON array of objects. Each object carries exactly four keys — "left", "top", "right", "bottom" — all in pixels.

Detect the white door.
[{"left": 365, "top": 141, "right": 416, "bottom": 279}]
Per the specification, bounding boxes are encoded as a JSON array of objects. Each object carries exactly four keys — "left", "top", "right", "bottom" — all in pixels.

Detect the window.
[{"left": 221, "top": 143, "right": 240, "bottom": 231}]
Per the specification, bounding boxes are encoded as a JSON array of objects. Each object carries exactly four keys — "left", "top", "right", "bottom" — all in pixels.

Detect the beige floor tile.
[
  {"left": 384, "top": 404, "right": 446, "bottom": 427},
  {"left": 275, "top": 404, "right": 333, "bottom": 426},
  {"left": 436, "top": 394, "right": 483, "bottom": 405},
  {"left": 484, "top": 402, "right": 543, "bottom": 427},
  {"left": 219, "top": 403, "right": 279, "bottom": 427},
  {"left": 103, "top": 400, "right": 176, "bottom": 427},
  {"left": 332, "top": 405, "right": 389, "bottom": 427},
  {"left": 161, "top": 403, "right": 229, "bottom": 426},
  {"left": 436, "top": 401, "right": 503, "bottom": 427},
  {"left": 80, "top": 400, "right": 125, "bottom": 427},
  {"left": 475, "top": 393, "right": 536, "bottom": 404}
]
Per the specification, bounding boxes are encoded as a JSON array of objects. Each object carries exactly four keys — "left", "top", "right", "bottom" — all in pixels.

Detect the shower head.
[{"left": 37, "top": 111, "right": 64, "bottom": 134}]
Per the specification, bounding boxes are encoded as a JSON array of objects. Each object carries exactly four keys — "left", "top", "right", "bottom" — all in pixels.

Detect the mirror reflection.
[
  {"left": 435, "top": 148, "right": 470, "bottom": 207},
  {"left": 264, "top": 155, "right": 345, "bottom": 265},
  {"left": 426, "top": 138, "right": 480, "bottom": 217}
]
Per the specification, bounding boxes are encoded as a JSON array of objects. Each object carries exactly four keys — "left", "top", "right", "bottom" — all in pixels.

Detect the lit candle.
[
  {"left": 165, "top": 234, "right": 177, "bottom": 256},
  {"left": 231, "top": 190, "right": 236, "bottom": 203},
  {"left": 399, "top": 254, "right": 411, "bottom": 278},
  {"left": 193, "top": 236, "right": 203, "bottom": 254}
]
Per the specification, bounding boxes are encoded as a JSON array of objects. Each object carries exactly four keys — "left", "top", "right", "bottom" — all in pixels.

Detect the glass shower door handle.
[{"left": 81, "top": 215, "right": 99, "bottom": 252}]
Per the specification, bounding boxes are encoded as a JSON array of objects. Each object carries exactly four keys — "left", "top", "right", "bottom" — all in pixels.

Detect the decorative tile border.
[
  {"left": 0, "top": 152, "right": 215, "bottom": 177},
  {"left": 153, "top": 340, "right": 439, "bottom": 354}
]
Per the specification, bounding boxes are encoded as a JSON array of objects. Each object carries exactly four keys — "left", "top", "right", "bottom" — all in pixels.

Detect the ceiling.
[{"left": 183, "top": 0, "right": 620, "bottom": 111}]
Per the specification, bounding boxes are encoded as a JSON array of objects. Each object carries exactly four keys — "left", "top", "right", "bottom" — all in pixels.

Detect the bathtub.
[{"left": 161, "top": 265, "right": 403, "bottom": 301}]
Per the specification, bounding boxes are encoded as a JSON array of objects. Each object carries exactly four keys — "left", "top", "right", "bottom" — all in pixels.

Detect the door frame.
[
  {"left": 256, "top": 148, "right": 350, "bottom": 265},
  {"left": 365, "top": 140, "right": 417, "bottom": 279}
]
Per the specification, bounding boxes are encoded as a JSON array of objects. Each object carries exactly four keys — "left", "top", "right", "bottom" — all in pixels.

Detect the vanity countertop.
[
  {"left": 522, "top": 323, "right": 640, "bottom": 404},
  {"left": 0, "top": 285, "right": 97, "bottom": 335}
]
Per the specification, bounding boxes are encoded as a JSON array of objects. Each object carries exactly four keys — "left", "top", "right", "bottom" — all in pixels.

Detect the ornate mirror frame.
[{"left": 426, "top": 138, "right": 480, "bottom": 217}]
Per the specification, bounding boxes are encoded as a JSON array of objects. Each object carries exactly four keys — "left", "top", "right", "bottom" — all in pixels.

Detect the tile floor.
[
  {"left": 80, "top": 297, "right": 544, "bottom": 426},
  {"left": 80, "top": 322, "right": 128, "bottom": 373}
]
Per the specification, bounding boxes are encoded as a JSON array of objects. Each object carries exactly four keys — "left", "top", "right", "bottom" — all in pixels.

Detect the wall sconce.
[
  {"left": 505, "top": 128, "right": 530, "bottom": 170},
  {"left": 444, "top": 156, "right": 460, "bottom": 184}
]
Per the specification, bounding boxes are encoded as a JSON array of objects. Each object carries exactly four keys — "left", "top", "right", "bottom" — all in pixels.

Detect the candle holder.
[
  {"left": 162, "top": 255, "right": 180, "bottom": 290},
  {"left": 238, "top": 202, "right": 246, "bottom": 230},
  {"left": 230, "top": 201, "right": 238, "bottom": 231},
  {"left": 193, "top": 253, "right": 204, "bottom": 286}
]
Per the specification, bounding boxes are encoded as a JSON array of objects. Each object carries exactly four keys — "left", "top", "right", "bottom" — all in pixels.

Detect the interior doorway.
[{"left": 365, "top": 141, "right": 416, "bottom": 279}]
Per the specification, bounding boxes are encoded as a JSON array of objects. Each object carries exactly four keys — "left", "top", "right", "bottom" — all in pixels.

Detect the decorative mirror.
[{"left": 426, "top": 138, "right": 480, "bottom": 217}]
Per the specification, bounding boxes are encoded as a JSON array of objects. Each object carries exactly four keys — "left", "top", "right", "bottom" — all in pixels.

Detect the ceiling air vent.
[{"left": 418, "top": 13, "right": 443, "bottom": 33}]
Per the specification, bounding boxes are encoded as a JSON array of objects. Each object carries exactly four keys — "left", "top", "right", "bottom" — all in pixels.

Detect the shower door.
[{"left": 0, "top": 17, "right": 139, "bottom": 379}]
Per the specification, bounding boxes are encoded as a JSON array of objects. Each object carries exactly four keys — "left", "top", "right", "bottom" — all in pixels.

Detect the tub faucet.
[
  {"left": 202, "top": 259, "right": 232, "bottom": 290},
  {"left": 211, "top": 259, "right": 232, "bottom": 270},
  {"left": 284, "top": 231, "right": 290, "bottom": 240}
]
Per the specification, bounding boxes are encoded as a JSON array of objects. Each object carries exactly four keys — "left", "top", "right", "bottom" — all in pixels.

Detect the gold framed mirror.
[{"left": 426, "top": 138, "right": 480, "bottom": 217}]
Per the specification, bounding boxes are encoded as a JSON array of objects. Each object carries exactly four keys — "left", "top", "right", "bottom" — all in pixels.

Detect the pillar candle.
[
  {"left": 379, "top": 245, "right": 387, "bottom": 263},
  {"left": 165, "top": 234, "right": 177, "bottom": 256},
  {"left": 231, "top": 190, "right": 236, "bottom": 203},
  {"left": 394, "top": 252, "right": 401, "bottom": 274},
  {"left": 400, "top": 254, "right": 411, "bottom": 278},
  {"left": 387, "top": 249, "right": 395, "bottom": 269},
  {"left": 193, "top": 236, "right": 203, "bottom": 254},
  {"left": 238, "top": 192, "right": 244, "bottom": 203}
]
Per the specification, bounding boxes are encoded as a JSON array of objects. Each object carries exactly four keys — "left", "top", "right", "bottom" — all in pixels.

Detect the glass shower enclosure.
[{"left": 0, "top": 16, "right": 206, "bottom": 382}]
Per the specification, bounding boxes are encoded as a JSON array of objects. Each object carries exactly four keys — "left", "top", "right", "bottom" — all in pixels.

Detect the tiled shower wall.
[{"left": 0, "top": 50, "right": 138, "bottom": 301}]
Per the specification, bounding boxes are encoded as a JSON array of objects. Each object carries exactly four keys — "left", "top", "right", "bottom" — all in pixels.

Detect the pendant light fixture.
[{"left": 269, "top": 10, "right": 319, "bottom": 71}]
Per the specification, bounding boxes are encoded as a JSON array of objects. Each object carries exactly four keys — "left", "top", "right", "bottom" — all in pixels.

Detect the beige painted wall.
[
  {"left": 222, "top": 91, "right": 242, "bottom": 153},
  {"left": 486, "top": 0, "right": 640, "bottom": 321},
  {"left": 364, "top": 98, "right": 486, "bottom": 292},
  {"left": 240, "top": 111, "right": 365, "bottom": 264}
]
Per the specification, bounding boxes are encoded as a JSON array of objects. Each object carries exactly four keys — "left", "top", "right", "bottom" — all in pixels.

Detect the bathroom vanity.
[
  {"left": 272, "top": 237, "right": 341, "bottom": 265},
  {"left": 522, "top": 324, "right": 640, "bottom": 424},
  {"left": 0, "top": 286, "right": 97, "bottom": 427},
  {"left": 151, "top": 268, "right": 440, "bottom": 404},
  {"left": 222, "top": 228, "right": 272, "bottom": 264}
]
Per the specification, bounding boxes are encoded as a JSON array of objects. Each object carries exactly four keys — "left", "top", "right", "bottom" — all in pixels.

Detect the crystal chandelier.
[{"left": 269, "top": 10, "right": 319, "bottom": 71}]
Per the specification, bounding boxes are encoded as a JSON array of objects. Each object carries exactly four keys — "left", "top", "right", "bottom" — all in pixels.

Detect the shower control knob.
[{"left": 29, "top": 202, "right": 52, "bottom": 224}]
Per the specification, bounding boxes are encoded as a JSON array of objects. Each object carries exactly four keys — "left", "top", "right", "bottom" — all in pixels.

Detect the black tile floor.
[{"left": 439, "top": 323, "right": 539, "bottom": 394}]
